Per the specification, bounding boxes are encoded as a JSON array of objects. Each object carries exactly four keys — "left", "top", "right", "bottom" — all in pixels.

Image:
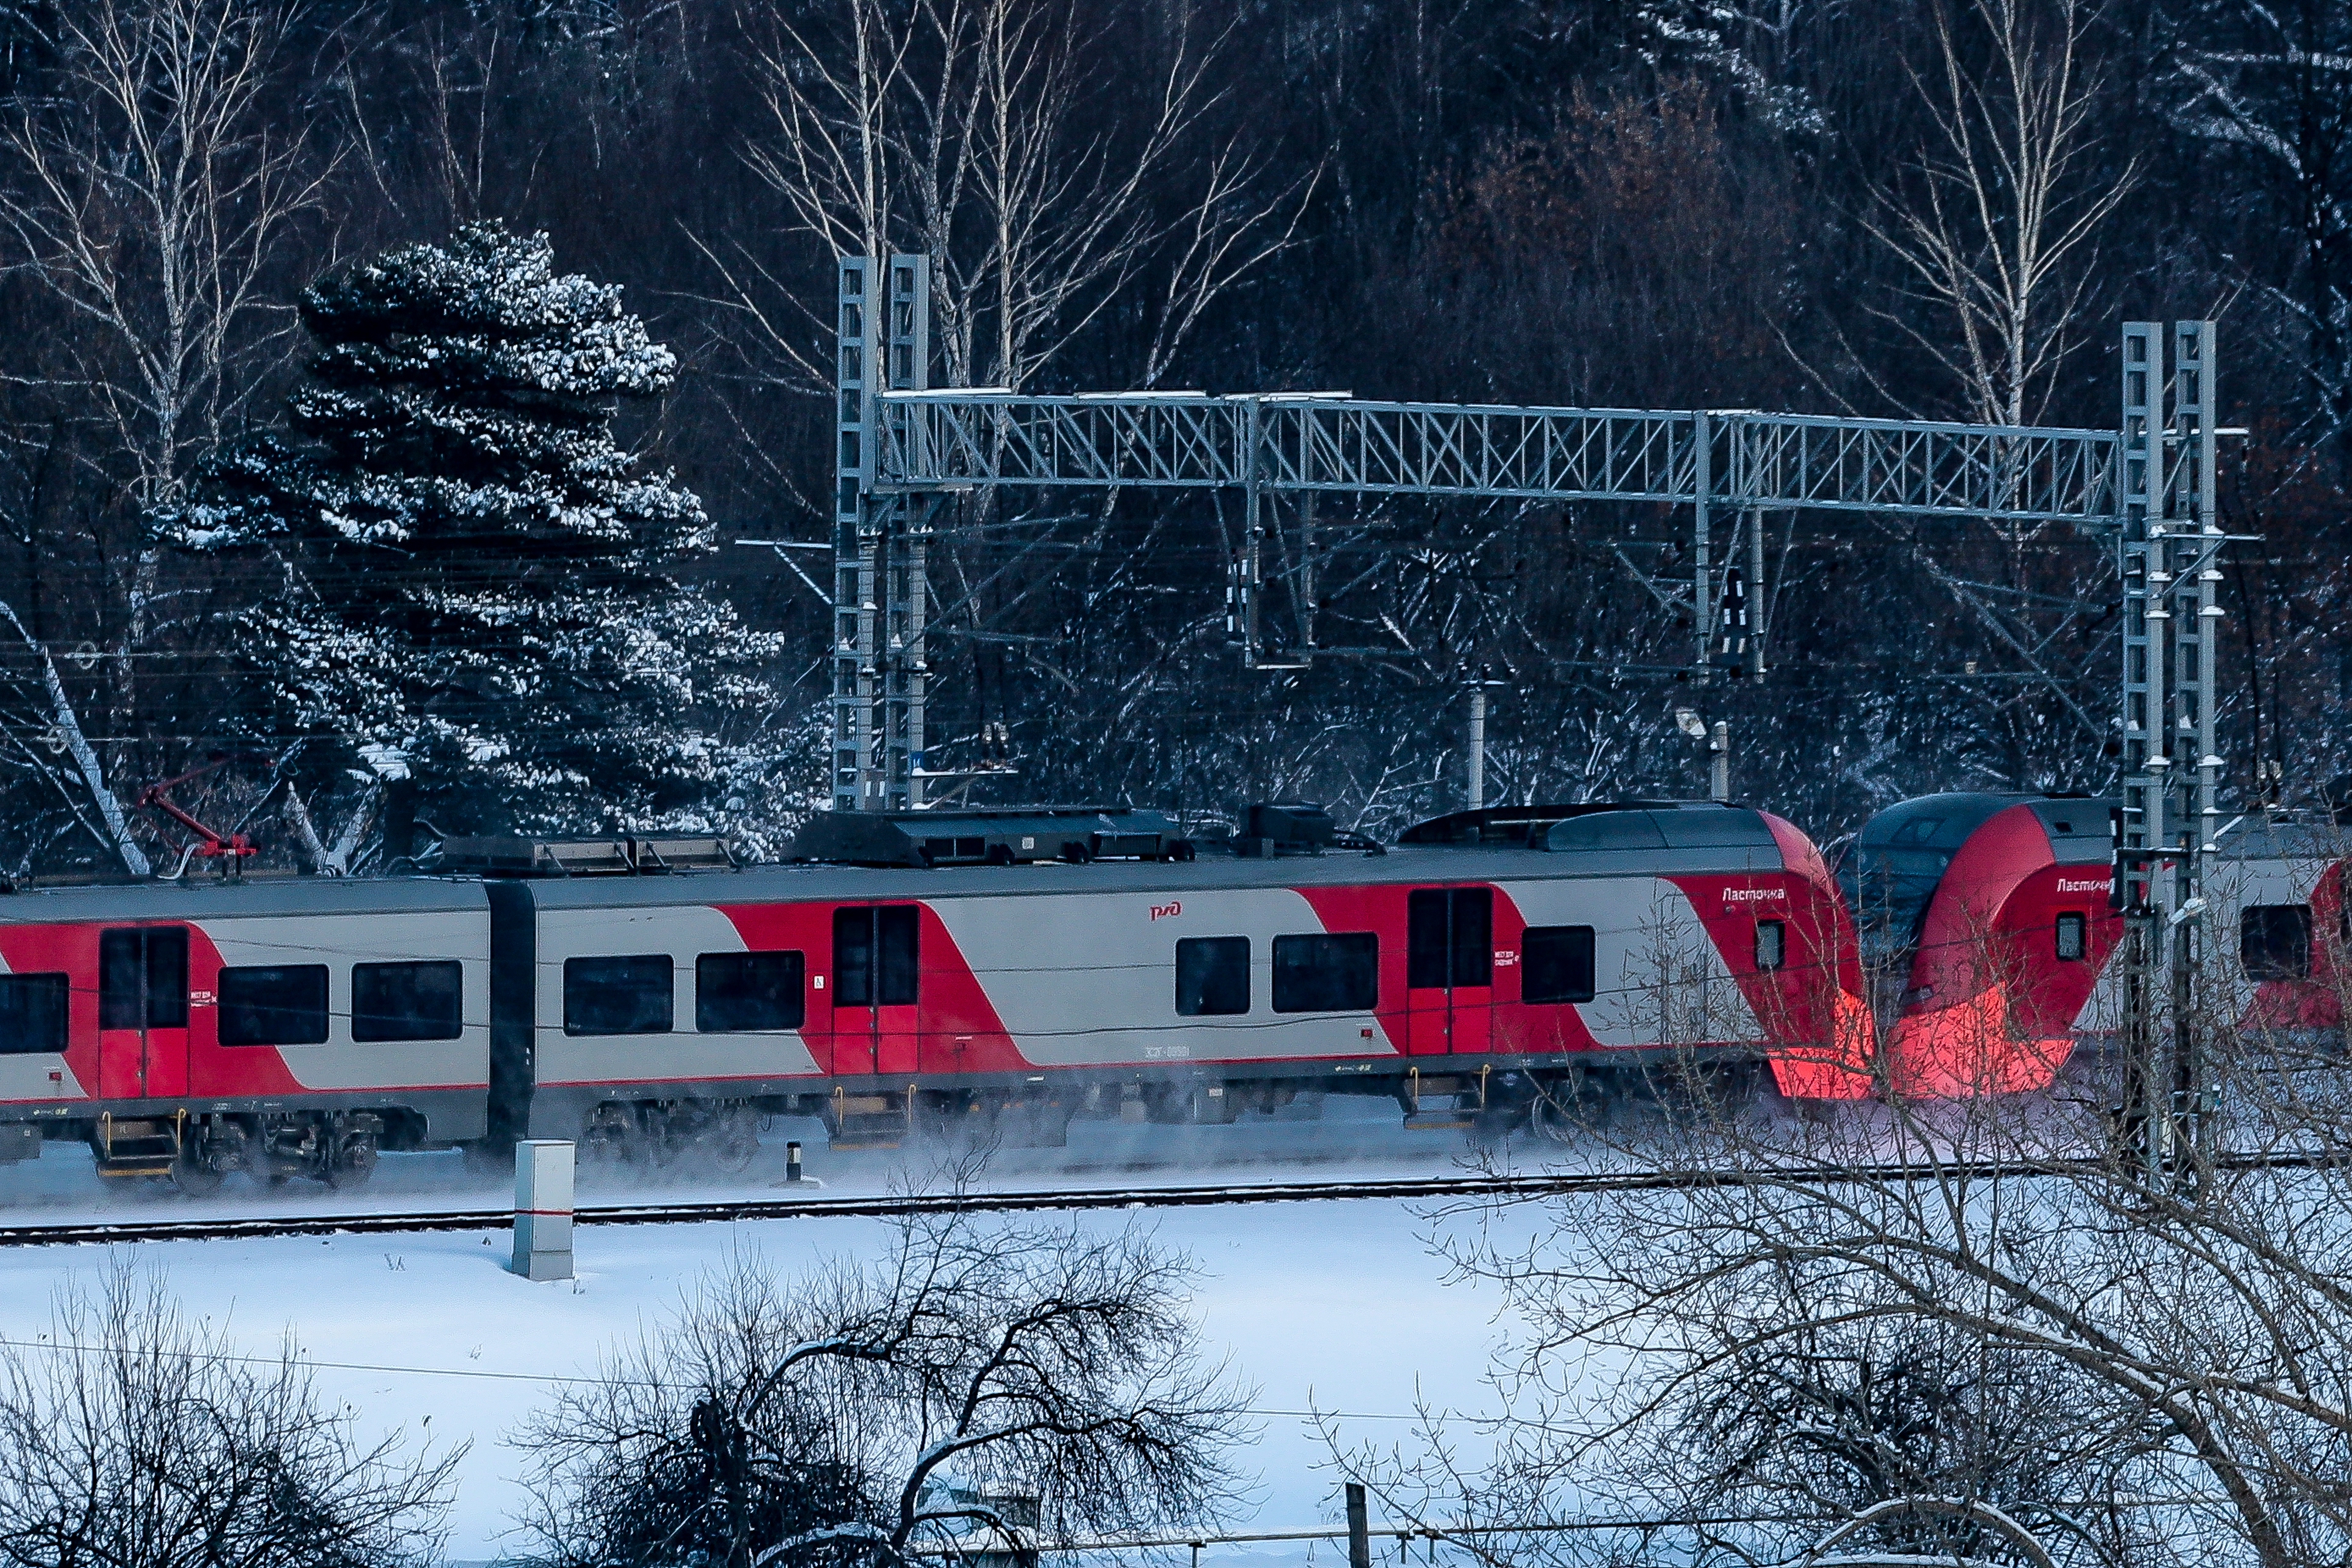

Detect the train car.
[
  {"left": 0, "top": 798, "right": 1869, "bottom": 1189},
  {"left": 518, "top": 799, "right": 1872, "bottom": 1151},
  {"left": 1841, "top": 792, "right": 2122, "bottom": 1099},
  {"left": 2077, "top": 813, "right": 2349, "bottom": 1049},
  {"left": 0, "top": 878, "right": 493, "bottom": 1188},
  {"left": 1847, "top": 795, "right": 2352, "bottom": 1098}
]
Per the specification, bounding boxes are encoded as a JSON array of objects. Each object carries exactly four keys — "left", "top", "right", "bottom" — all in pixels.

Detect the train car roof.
[
  {"left": 0, "top": 803, "right": 1812, "bottom": 918},
  {"left": 520, "top": 835, "right": 1801, "bottom": 909},
  {"left": 1854, "top": 792, "right": 2110, "bottom": 850},
  {"left": 0, "top": 875, "right": 490, "bottom": 924},
  {"left": 2214, "top": 814, "right": 2352, "bottom": 863}
]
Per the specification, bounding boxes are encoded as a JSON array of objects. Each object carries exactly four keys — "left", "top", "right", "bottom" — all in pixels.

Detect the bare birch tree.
[
  {"left": 0, "top": 0, "right": 327, "bottom": 511},
  {"left": 1359, "top": 958, "right": 2352, "bottom": 1568},
  {"left": 1863, "top": 0, "right": 2137, "bottom": 430},
  {"left": 0, "top": 0, "right": 329, "bottom": 872},
  {"left": 715, "top": 0, "right": 1304, "bottom": 400}
]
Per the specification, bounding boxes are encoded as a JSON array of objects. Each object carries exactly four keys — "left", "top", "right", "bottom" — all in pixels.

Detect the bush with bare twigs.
[
  {"left": 511, "top": 1209, "right": 1254, "bottom": 1568},
  {"left": 0, "top": 1262, "right": 457, "bottom": 1568}
]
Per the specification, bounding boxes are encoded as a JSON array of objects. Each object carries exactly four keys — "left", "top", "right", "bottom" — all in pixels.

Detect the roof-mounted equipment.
[
  {"left": 1400, "top": 802, "right": 1684, "bottom": 847},
  {"left": 1399, "top": 801, "right": 1772, "bottom": 853},
  {"left": 433, "top": 835, "right": 747, "bottom": 876},
  {"left": 787, "top": 807, "right": 1189, "bottom": 868},
  {"left": 1207, "top": 801, "right": 1383, "bottom": 857}
]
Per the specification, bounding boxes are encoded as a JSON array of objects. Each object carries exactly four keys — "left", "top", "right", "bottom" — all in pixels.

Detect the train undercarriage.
[
  {"left": 87, "top": 1109, "right": 389, "bottom": 1194},
  {"left": 0, "top": 1050, "right": 1781, "bottom": 1198},
  {"left": 752, "top": 1052, "right": 1777, "bottom": 1152}
]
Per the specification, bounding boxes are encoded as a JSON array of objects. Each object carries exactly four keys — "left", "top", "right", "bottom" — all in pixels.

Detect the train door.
[
  {"left": 831, "top": 905, "right": 919, "bottom": 1077},
  {"left": 97, "top": 926, "right": 190, "bottom": 1099},
  {"left": 1405, "top": 888, "right": 1493, "bottom": 1054}
]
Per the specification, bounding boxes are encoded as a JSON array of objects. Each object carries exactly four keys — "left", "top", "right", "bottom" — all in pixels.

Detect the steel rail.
[{"left": 0, "top": 1150, "right": 2337, "bottom": 1248}]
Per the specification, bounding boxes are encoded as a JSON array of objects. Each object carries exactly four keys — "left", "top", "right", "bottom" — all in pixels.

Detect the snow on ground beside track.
[
  {"left": 0, "top": 1096, "right": 1562, "bottom": 1226},
  {"left": 0, "top": 1184, "right": 1526, "bottom": 1566}
]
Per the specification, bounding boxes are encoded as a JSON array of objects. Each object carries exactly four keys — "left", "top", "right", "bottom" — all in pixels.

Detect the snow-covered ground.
[{"left": 0, "top": 1100, "right": 1526, "bottom": 1565}]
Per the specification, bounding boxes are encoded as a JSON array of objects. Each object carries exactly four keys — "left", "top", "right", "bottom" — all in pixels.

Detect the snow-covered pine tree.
[{"left": 174, "top": 221, "right": 781, "bottom": 849}]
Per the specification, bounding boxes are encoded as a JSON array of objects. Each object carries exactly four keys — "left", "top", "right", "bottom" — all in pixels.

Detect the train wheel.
[
  {"left": 1527, "top": 1070, "right": 1596, "bottom": 1145},
  {"left": 1527, "top": 1095, "right": 1581, "bottom": 1146},
  {"left": 325, "top": 1128, "right": 378, "bottom": 1190},
  {"left": 1466, "top": 1102, "right": 1528, "bottom": 1148},
  {"left": 707, "top": 1107, "right": 760, "bottom": 1173},
  {"left": 914, "top": 1094, "right": 996, "bottom": 1148},
  {"left": 169, "top": 1142, "right": 224, "bottom": 1198},
  {"left": 580, "top": 1105, "right": 635, "bottom": 1164}
]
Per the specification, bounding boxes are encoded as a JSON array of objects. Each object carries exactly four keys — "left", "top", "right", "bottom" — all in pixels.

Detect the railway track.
[
  {"left": 0, "top": 1170, "right": 1622, "bottom": 1247},
  {"left": 0, "top": 1149, "right": 2338, "bottom": 1247}
]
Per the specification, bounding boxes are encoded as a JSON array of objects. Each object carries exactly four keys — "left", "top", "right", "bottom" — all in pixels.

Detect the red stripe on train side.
[
  {"left": 1480, "top": 883, "right": 1604, "bottom": 1057},
  {"left": 1287, "top": 881, "right": 1418, "bottom": 1053},
  {"left": 713, "top": 898, "right": 1032, "bottom": 1076},
  {"left": 2002, "top": 864, "right": 2121, "bottom": 1046},
  {"left": 0, "top": 922, "right": 99, "bottom": 1098},
  {"left": 181, "top": 924, "right": 314, "bottom": 1097},
  {"left": 11, "top": 919, "right": 494, "bottom": 1101},
  {"left": 2244, "top": 859, "right": 2348, "bottom": 1034},
  {"left": 1665, "top": 865, "right": 1874, "bottom": 1100},
  {"left": 0, "top": 921, "right": 342, "bottom": 1104},
  {"left": 1757, "top": 809, "right": 1874, "bottom": 1098}
]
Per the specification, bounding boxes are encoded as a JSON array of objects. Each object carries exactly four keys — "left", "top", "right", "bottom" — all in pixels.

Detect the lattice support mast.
[
  {"left": 2115, "top": 320, "right": 2224, "bottom": 1185},
  {"left": 833, "top": 256, "right": 932, "bottom": 811}
]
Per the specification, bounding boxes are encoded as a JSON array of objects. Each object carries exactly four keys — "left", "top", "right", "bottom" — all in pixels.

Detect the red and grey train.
[
  {"left": 0, "top": 787, "right": 2332, "bottom": 1191},
  {"left": 1845, "top": 792, "right": 2349, "bottom": 1097},
  {"left": 0, "top": 800, "right": 1868, "bottom": 1190}
]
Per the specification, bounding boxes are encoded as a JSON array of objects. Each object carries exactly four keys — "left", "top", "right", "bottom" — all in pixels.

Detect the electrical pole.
[
  {"left": 833, "top": 255, "right": 930, "bottom": 813},
  {"left": 2114, "top": 320, "right": 2223, "bottom": 1189},
  {"left": 1466, "top": 687, "right": 1488, "bottom": 812}
]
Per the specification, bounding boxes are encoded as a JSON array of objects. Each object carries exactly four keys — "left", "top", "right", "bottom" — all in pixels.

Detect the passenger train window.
[
  {"left": 833, "top": 907, "right": 919, "bottom": 1008},
  {"left": 697, "top": 952, "right": 805, "bottom": 1032},
  {"left": 1755, "top": 920, "right": 1786, "bottom": 973},
  {"left": 563, "top": 956, "right": 673, "bottom": 1035},
  {"left": 2055, "top": 913, "right": 2088, "bottom": 962},
  {"left": 1408, "top": 889, "right": 1493, "bottom": 989},
  {"left": 217, "top": 964, "right": 329, "bottom": 1046},
  {"left": 99, "top": 927, "right": 186, "bottom": 1030},
  {"left": 1271, "top": 933, "right": 1378, "bottom": 1013},
  {"left": 354, "top": 961, "right": 464, "bottom": 1041},
  {"left": 2241, "top": 905, "right": 2314, "bottom": 981},
  {"left": 0, "top": 973, "right": 68, "bottom": 1054},
  {"left": 1521, "top": 925, "right": 1597, "bottom": 1004},
  {"left": 1176, "top": 937, "right": 1251, "bottom": 1016}
]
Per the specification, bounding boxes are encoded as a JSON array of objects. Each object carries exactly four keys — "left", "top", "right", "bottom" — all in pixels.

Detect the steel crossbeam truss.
[
  {"left": 826, "top": 266, "right": 2227, "bottom": 1189},
  {"left": 878, "top": 392, "right": 2119, "bottom": 523}
]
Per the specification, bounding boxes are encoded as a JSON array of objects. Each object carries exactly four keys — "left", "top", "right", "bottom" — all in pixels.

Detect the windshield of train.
[{"left": 1837, "top": 795, "right": 2024, "bottom": 971}]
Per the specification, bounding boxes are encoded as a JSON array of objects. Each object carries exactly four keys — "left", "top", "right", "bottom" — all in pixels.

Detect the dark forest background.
[{"left": 0, "top": 0, "right": 2344, "bottom": 875}]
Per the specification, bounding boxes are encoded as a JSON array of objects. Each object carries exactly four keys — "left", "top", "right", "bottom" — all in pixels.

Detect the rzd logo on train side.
[{"left": 1150, "top": 900, "right": 1183, "bottom": 921}]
